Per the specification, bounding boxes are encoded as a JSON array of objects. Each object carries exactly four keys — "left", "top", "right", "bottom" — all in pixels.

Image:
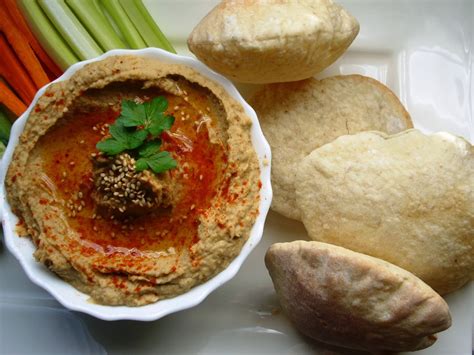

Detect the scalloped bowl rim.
[{"left": 0, "top": 48, "right": 272, "bottom": 321}]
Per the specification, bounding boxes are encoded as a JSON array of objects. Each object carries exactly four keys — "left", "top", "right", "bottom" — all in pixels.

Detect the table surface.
[{"left": 1, "top": 0, "right": 473, "bottom": 354}]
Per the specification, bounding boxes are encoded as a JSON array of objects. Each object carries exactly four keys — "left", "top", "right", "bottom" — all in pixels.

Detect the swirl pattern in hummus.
[{"left": 6, "top": 55, "right": 261, "bottom": 306}]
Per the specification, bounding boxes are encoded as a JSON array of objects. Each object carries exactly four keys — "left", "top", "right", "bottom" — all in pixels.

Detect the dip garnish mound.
[
  {"left": 93, "top": 97, "right": 177, "bottom": 218},
  {"left": 6, "top": 55, "right": 261, "bottom": 306}
]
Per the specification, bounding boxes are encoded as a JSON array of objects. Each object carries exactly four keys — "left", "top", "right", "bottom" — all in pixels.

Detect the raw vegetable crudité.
[{"left": 0, "top": 0, "right": 175, "bottom": 156}]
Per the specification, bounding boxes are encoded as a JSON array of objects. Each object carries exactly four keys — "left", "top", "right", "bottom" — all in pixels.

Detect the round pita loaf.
[
  {"left": 250, "top": 75, "right": 412, "bottom": 220},
  {"left": 265, "top": 241, "right": 451, "bottom": 352},
  {"left": 295, "top": 129, "right": 474, "bottom": 294},
  {"left": 188, "top": 0, "right": 359, "bottom": 84}
]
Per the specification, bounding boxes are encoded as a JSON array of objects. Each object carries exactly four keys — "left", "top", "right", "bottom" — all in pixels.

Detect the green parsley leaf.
[
  {"left": 96, "top": 138, "right": 126, "bottom": 155},
  {"left": 109, "top": 123, "right": 148, "bottom": 150},
  {"left": 117, "top": 97, "right": 173, "bottom": 137},
  {"left": 148, "top": 115, "right": 175, "bottom": 137},
  {"left": 96, "top": 96, "right": 177, "bottom": 174},
  {"left": 145, "top": 96, "right": 168, "bottom": 117},
  {"left": 108, "top": 121, "right": 129, "bottom": 142},
  {"left": 135, "top": 158, "right": 149, "bottom": 172},
  {"left": 138, "top": 140, "right": 162, "bottom": 157},
  {"left": 119, "top": 100, "right": 147, "bottom": 127},
  {"left": 136, "top": 151, "right": 177, "bottom": 173}
]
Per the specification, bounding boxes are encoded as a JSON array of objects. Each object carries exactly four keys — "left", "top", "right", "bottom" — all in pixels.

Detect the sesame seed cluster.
[
  {"left": 95, "top": 153, "right": 158, "bottom": 214},
  {"left": 66, "top": 191, "right": 86, "bottom": 217}
]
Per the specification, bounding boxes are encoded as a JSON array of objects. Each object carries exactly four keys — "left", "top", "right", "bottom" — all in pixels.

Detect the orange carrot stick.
[
  {"left": 0, "top": 34, "right": 36, "bottom": 104},
  {"left": 0, "top": 81, "right": 27, "bottom": 117},
  {"left": 0, "top": 5, "right": 50, "bottom": 89},
  {"left": 3, "top": 0, "right": 62, "bottom": 78}
]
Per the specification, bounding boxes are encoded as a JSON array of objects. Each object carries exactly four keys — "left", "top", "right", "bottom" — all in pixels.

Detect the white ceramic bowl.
[{"left": 0, "top": 48, "right": 272, "bottom": 321}]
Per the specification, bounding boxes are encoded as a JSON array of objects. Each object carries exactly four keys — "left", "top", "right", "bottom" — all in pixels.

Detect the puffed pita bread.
[
  {"left": 295, "top": 130, "right": 474, "bottom": 294},
  {"left": 265, "top": 241, "right": 452, "bottom": 352},
  {"left": 250, "top": 75, "right": 412, "bottom": 220},
  {"left": 187, "top": 0, "right": 359, "bottom": 84}
]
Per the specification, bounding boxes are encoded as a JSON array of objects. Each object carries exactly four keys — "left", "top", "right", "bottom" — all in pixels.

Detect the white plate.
[{"left": 0, "top": 0, "right": 472, "bottom": 353}]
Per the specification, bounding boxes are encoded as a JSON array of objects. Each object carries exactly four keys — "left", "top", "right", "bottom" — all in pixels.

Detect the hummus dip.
[{"left": 6, "top": 55, "right": 261, "bottom": 306}]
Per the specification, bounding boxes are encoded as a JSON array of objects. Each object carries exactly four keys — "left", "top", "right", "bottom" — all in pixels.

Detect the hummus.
[{"left": 6, "top": 55, "right": 261, "bottom": 306}]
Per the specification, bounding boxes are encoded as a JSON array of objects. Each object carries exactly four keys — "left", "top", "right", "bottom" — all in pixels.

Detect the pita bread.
[
  {"left": 187, "top": 0, "right": 359, "bottom": 84},
  {"left": 250, "top": 75, "right": 412, "bottom": 220},
  {"left": 265, "top": 241, "right": 452, "bottom": 352},
  {"left": 295, "top": 130, "right": 474, "bottom": 294}
]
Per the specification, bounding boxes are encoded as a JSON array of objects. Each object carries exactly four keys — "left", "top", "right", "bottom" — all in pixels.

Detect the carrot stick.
[
  {"left": 0, "top": 81, "right": 27, "bottom": 117},
  {"left": 0, "top": 5, "right": 50, "bottom": 89},
  {"left": 3, "top": 0, "right": 62, "bottom": 78},
  {"left": 0, "top": 34, "right": 36, "bottom": 104}
]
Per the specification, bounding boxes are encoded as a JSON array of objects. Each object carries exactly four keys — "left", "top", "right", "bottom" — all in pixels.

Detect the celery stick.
[
  {"left": 118, "top": 0, "right": 176, "bottom": 53},
  {"left": 100, "top": 0, "right": 146, "bottom": 49},
  {"left": 66, "top": 0, "right": 127, "bottom": 51},
  {"left": 133, "top": 0, "right": 175, "bottom": 53},
  {"left": 18, "top": 0, "right": 78, "bottom": 70},
  {"left": 0, "top": 107, "right": 12, "bottom": 146},
  {"left": 38, "top": 0, "right": 103, "bottom": 60}
]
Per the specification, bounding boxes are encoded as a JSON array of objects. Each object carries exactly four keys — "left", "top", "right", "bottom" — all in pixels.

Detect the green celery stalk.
[
  {"left": 0, "top": 141, "right": 5, "bottom": 158},
  {"left": 118, "top": 0, "right": 176, "bottom": 53},
  {"left": 133, "top": 0, "right": 175, "bottom": 53},
  {"left": 18, "top": 0, "right": 78, "bottom": 70},
  {"left": 100, "top": 0, "right": 146, "bottom": 49},
  {"left": 66, "top": 0, "right": 127, "bottom": 51},
  {"left": 0, "top": 107, "right": 12, "bottom": 146},
  {"left": 38, "top": 0, "right": 103, "bottom": 60}
]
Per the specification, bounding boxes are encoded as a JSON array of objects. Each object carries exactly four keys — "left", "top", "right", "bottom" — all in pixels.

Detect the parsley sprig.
[{"left": 96, "top": 97, "right": 177, "bottom": 174}]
